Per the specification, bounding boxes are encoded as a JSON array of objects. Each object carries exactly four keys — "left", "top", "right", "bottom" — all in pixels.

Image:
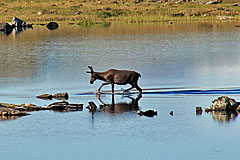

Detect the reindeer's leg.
[
  {"left": 111, "top": 83, "right": 114, "bottom": 94},
  {"left": 133, "top": 83, "right": 142, "bottom": 94},
  {"left": 98, "top": 82, "right": 111, "bottom": 92},
  {"left": 124, "top": 86, "right": 134, "bottom": 92}
]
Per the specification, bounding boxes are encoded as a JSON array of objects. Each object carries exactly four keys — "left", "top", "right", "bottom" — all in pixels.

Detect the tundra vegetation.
[{"left": 0, "top": 0, "right": 239, "bottom": 24}]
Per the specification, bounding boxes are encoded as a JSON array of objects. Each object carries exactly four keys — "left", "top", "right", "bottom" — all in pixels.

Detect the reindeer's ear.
[{"left": 86, "top": 71, "right": 92, "bottom": 74}]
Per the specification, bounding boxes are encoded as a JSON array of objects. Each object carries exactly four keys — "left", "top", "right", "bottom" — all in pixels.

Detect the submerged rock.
[
  {"left": 0, "top": 103, "right": 44, "bottom": 111},
  {"left": 0, "top": 102, "right": 45, "bottom": 120},
  {"left": 0, "top": 107, "right": 30, "bottom": 116},
  {"left": 20, "top": 103, "right": 47, "bottom": 111},
  {"left": 48, "top": 101, "right": 83, "bottom": 111},
  {"left": 0, "top": 100, "right": 83, "bottom": 120}
]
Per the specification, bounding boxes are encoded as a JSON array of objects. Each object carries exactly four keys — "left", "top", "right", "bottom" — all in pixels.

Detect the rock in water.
[
  {"left": 210, "top": 96, "right": 239, "bottom": 111},
  {"left": 53, "top": 92, "right": 69, "bottom": 100},
  {"left": 48, "top": 101, "right": 83, "bottom": 111},
  {"left": 36, "top": 92, "right": 69, "bottom": 100},
  {"left": 0, "top": 23, "right": 13, "bottom": 34},
  {"left": 137, "top": 110, "right": 157, "bottom": 117},
  {"left": 11, "top": 17, "right": 26, "bottom": 27},
  {"left": 0, "top": 107, "right": 30, "bottom": 116},
  {"left": 36, "top": 94, "right": 53, "bottom": 100},
  {"left": 86, "top": 101, "right": 98, "bottom": 112},
  {"left": 196, "top": 107, "right": 203, "bottom": 115},
  {"left": 46, "top": 22, "right": 59, "bottom": 30}
]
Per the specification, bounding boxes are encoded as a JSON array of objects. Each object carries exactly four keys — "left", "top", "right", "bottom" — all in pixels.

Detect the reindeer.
[{"left": 86, "top": 66, "right": 142, "bottom": 94}]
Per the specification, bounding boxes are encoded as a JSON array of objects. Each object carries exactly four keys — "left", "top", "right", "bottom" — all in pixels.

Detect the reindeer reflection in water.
[{"left": 87, "top": 94, "right": 142, "bottom": 115}]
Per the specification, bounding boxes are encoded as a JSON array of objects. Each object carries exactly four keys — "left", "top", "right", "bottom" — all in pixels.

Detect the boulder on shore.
[
  {"left": 232, "top": 3, "right": 239, "bottom": 6},
  {"left": 206, "top": 0, "right": 222, "bottom": 5}
]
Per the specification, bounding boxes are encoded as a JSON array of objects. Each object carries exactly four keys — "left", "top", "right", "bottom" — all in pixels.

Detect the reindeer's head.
[{"left": 86, "top": 66, "right": 97, "bottom": 84}]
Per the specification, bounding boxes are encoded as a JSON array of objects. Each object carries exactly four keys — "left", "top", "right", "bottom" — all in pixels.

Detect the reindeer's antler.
[{"left": 86, "top": 66, "right": 94, "bottom": 74}]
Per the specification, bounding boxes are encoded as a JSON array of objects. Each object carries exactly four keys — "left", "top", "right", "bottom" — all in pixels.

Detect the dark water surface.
[{"left": 0, "top": 21, "right": 240, "bottom": 160}]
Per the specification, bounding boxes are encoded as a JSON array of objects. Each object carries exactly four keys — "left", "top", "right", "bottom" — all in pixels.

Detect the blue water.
[{"left": 0, "top": 22, "right": 240, "bottom": 160}]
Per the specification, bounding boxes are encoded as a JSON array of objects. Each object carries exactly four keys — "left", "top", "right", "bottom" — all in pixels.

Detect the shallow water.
[{"left": 0, "top": 21, "right": 240, "bottom": 160}]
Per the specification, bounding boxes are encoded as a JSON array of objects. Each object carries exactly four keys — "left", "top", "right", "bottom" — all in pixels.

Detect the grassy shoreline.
[{"left": 1, "top": 0, "right": 239, "bottom": 24}]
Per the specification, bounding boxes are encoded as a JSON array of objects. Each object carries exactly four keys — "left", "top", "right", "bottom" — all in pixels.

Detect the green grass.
[{"left": 0, "top": 0, "right": 239, "bottom": 24}]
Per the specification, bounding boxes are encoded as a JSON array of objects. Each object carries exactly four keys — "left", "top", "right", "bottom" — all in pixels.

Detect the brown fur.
[{"left": 87, "top": 66, "right": 142, "bottom": 94}]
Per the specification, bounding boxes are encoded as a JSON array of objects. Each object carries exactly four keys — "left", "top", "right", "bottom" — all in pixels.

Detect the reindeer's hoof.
[
  {"left": 94, "top": 90, "right": 101, "bottom": 95},
  {"left": 137, "top": 93, "right": 142, "bottom": 98}
]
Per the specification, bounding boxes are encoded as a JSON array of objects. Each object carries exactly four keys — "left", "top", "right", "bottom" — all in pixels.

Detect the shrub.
[{"left": 96, "top": 11, "right": 112, "bottom": 18}]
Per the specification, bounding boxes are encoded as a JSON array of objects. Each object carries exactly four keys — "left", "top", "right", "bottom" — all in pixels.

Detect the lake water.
[{"left": 0, "top": 21, "right": 240, "bottom": 160}]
